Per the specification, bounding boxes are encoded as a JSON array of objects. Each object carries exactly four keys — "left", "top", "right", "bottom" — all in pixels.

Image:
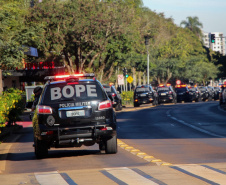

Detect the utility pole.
[{"left": 144, "top": 36, "right": 150, "bottom": 85}]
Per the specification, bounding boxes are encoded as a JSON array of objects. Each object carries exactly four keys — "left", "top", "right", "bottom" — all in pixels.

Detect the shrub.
[
  {"left": 0, "top": 88, "right": 25, "bottom": 130},
  {"left": 121, "top": 91, "right": 134, "bottom": 106}
]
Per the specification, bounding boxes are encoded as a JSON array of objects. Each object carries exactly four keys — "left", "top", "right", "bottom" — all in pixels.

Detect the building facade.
[{"left": 203, "top": 32, "right": 226, "bottom": 56}]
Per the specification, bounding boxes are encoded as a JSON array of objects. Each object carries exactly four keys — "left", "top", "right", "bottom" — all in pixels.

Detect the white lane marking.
[
  {"left": 166, "top": 110, "right": 225, "bottom": 138},
  {"left": 175, "top": 164, "right": 226, "bottom": 184},
  {"left": 104, "top": 167, "right": 158, "bottom": 185},
  {"left": 35, "top": 171, "right": 68, "bottom": 185}
]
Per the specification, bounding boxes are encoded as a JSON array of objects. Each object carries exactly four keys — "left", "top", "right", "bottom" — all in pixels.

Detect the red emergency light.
[{"left": 44, "top": 73, "right": 95, "bottom": 81}]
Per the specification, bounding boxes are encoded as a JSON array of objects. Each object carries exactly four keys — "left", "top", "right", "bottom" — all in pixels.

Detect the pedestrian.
[{"left": 31, "top": 86, "right": 42, "bottom": 111}]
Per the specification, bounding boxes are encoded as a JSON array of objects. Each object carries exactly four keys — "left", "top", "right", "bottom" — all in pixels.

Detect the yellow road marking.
[{"left": 117, "top": 139, "right": 172, "bottom": 166}]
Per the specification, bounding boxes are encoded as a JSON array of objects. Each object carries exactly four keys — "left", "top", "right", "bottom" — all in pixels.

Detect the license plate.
[
  {"left": 66, "top": 110, "right": 85, "bottom": 117},
  {"left": 140, "top": 94, "right": 146, "bottom": 97},
  {"left": 161, "top": 93, "right": 166, "bottom": 96}
]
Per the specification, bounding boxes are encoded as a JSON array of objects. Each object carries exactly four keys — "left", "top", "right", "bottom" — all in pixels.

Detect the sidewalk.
[
  {"left": 0, "top": 110, "right": 32, "bottom": 142},
  {"left": 0, "top": 110, "right": 32, "bottom": 173}
]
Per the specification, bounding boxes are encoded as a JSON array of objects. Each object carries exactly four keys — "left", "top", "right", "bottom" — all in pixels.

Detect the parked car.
[
  {"left": 103, "top": 84, "right": 122, "bottom": 111},
  {"left": 198, "top": 86, "right": 209, "bottom": 101},
  {"left": 188, "top": 86, "right": 202, "bottom": 102},
  {"left": 175, "top": 85, "right": 193, "bottom": 102},
  {"left": 156, "top": 84, "right": 177, "bottom": 104},
  {"left": 133, "top": 85, "right": 158, "bottom": 107},
  {"left": 213, "top": 86, "right": 221, "bottom": 100},
  {"left": 219, "top": 84, "right": 226, "bottom": 106},
  {"left": 207, "top": 86, "right": 215, "bottom": 101},
  {"left": 33, "top": 73, "right": 117, "bottom": 158}
]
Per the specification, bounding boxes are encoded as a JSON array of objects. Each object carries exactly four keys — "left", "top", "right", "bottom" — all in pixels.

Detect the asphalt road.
[{"left": 1, "top": 101, "right": 226, "bottom": 185}]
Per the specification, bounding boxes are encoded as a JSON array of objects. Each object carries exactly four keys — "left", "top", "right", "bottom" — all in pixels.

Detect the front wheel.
[
  {"left": 134, "top": 103, "right": 140, "bottom": 107},
  {"left": 34, "top": 138, "right": 48, "bottom": 159},
  {"left": 105, "top": 135, "right": 117, "bottom": 154},
  {"left": 99, "top": 141, "right": 105, "bottom": 151},
  {"left": 115, "top": 103, "right": 121, "bottom": 111}
]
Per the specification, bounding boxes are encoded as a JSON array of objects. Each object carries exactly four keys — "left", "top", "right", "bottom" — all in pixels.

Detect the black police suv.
[
  {"left": 32, "top": 73, "right": 117, "bottom": 158},
  {"left": 133, "top": 85, "right": 158, "bottom": 107},
  {"left": 214, "top": 86, "right": 221, "bottom": 100},
  {"left": 156, "top": 84, "right": 177, "bottom": 104},
  {"left": 188, "top": 86, "right": 201, "bottom": 102},
  {"left": 198, "top": 86, "right": 209, "bottom": 101},
  {"left": 175, "top": 85, "right": 192, "bottom": 102},
  {"left": 102, "top": 84, "right": 122, "bottom": 111},
  {"left": 207, "top": 86, "right": 215, "bottom": 101},
  {"left": 219, "top": 84, "right": 226, "bottom": 106}
]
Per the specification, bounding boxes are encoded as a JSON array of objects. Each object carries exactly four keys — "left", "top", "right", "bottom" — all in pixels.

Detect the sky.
[{"left": 142, "top": 0, "right": 226, "bottom": 36}]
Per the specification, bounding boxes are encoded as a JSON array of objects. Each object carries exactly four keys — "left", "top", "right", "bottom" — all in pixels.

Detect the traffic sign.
[
  {"left": 127, "top": 76, "right": 133, "bottom": 83},
  {"left": 118, "top": 74, "right": 124, "bottom": 85},
  {"left": 176, "top": 80, "right": 181, "bottom": 85}
]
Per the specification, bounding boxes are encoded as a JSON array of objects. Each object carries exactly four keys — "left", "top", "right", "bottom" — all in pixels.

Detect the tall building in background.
[{"left": 203, "top": 32, "right": 226, "bottom": 56}]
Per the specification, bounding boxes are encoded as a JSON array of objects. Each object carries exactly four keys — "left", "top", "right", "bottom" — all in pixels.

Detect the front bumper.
[
  {"left": 134, "top": 97, "right": 153, "bottom": 104},
  {"left": 158, "top": 96, "right": 173, "bottom": 103}
]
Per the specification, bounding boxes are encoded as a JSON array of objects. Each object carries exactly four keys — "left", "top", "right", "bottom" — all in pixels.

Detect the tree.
[
  {"left": 180, "top": 16, "right": 203, "bottom": 38},
  {"left": 23, "top": 0, "right": 136, "bottom": 78},
  {"left": 0, "top": 0, "right": 28, "bottom": 70}
]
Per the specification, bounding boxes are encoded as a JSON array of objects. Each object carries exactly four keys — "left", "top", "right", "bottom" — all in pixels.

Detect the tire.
[
  {"left": 196, "top": 97, "right": 201, "bottom": 102},
  {"left": 105, "top": 135, "right": 117, "bottom": 154},
  {"left": 115, "top": 103, "right": 120, "bottom": 111},
  {"left": 152, "top": 99, "right": 156, "bottom": 106},
  {"left": 173, "top": 98, "right": 177, "bottom": 104},
  {"left": 34, "top": 138, "right": 48, "bottom": 159},
  {"left": 119, "top": 103, "right": 123, "bottom": 110},
  {"left": 99, "top": 141, "right": 105, "bottom": 151},
  {"left": 154, "top": 98, "right": 158, "bottom": 106},
  {"left": 134, "top": 103, "right": 140, "bottom": 107}
]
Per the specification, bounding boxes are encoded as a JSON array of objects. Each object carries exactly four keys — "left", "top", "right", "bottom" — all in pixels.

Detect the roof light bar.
[{"left": 44, "top": 73, "right": 95, "bottom": 81}]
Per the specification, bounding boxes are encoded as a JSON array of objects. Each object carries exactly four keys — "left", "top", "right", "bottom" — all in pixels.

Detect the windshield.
[
  {"left": 157, "top": 87, "right": 169, "bottom": 91},
  {"left": 189, "top": 88, "right": 196, "bottom": 91},
  {"left": 103, "top": 85, "right": 112, "bottom": 93},
  {"left": 199, "top": 87, "right": 206, "bottom": 91},
  {"left": 135, "top": 87, "right": 149, "bottom": 92},
  {"left": 175, "top": 88, "right": 187, "bottom": 93}
]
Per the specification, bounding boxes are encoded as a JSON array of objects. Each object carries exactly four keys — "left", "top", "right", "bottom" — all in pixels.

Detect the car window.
[
  {"left": 103, "top": 85, "right": 112, "bottom": 93},
  {"left": 199, "top": 87, "right": 206, "bottom": 91},
  {"left": 135, "top": 87, "right": 149, "bottom": 92},
  {"left": 157, "top": 87, "right": 169, "bottom": 91},
  {"left": 42, "top": 81, "right": 106, "bottom": 104},
  {"left": 189, "top": 88, "right": 196, "bottom": 91},
  {"left": 175, "top": 88, "right": 187, "bottom": 93}
]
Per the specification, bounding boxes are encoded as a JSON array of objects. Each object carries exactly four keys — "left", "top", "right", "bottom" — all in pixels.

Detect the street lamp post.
[{"left": 144, "top": 36, "right": 150, "bottom": 85}]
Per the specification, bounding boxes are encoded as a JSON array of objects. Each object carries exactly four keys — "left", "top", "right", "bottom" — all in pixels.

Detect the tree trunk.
[
  {"left": 88, "top": 52, "right": 100, "bottom": 69},
  {"left": 81, "top": 50, "right": 93, "bottom": 70},
  {"left": 0, "top": 69, "right": 2, "bottom": 94},
  {"left": 143, "top": 73, "right": 146, "bottom": 85},
  {"left": 63, "top": 51, "right": 74, "bottom": 74},
  {"left": 132, "top": 67, "right": 136, "bottom": 89},
  {"left": 138, "top": 71, "right": 141, "bottom": 86},
  {"left": 102, "top": 65, "right": 114, "bottom": 82}
]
